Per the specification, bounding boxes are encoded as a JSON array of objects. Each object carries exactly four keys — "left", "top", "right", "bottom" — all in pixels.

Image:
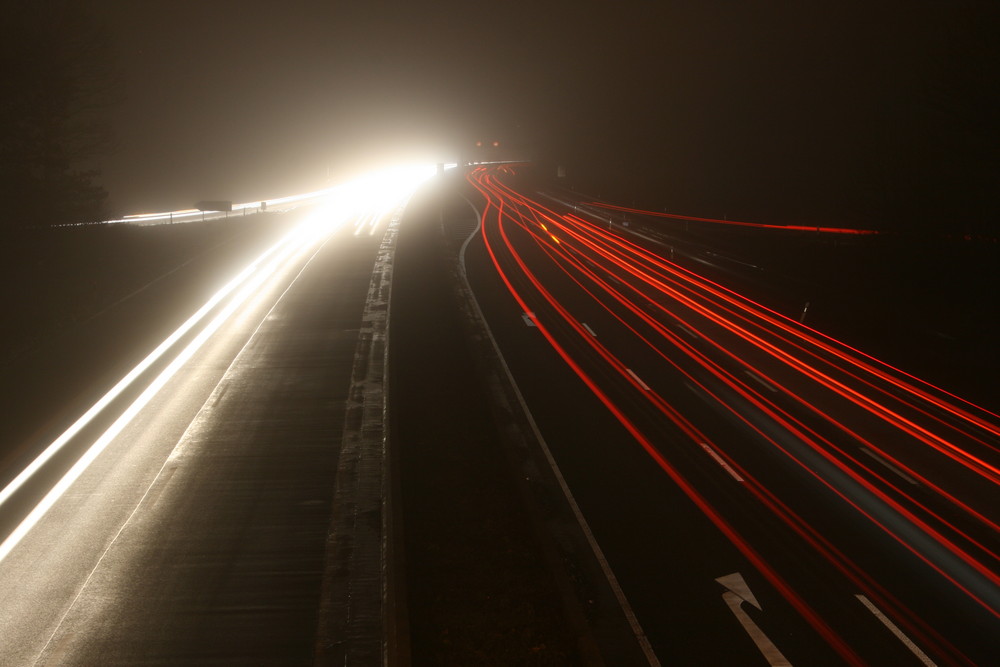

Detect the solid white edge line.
[
  {"left": 855, "top": 594, "right": 937, "bottom": 666},
  {"left": 459, "top": 194, "right": 661, "bottom": 666}
]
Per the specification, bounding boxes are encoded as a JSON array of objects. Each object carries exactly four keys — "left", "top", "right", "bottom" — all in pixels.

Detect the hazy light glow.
[
  {"left": 0, "top": 164, "right": 435, "bottom": 564},
  {"left": 96, "top": 163, "right": 436, "bottom": 227},
  {"left": 292, "top": 164, "right": 435, "bottom": 242}
]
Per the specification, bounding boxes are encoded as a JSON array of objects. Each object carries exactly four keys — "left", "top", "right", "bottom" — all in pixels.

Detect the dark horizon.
[{"left": 6, "top": 1, "right": 998, "bottom": 232}]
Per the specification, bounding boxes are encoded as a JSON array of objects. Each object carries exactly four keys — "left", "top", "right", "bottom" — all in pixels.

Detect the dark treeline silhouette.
[{"left": 1, "top": 1, "right": 117, "bottom": 228}]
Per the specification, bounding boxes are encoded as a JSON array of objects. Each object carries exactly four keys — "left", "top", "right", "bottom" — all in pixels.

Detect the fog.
[{"left": 79, "top": 1, "right": 998, "bottom": 232}]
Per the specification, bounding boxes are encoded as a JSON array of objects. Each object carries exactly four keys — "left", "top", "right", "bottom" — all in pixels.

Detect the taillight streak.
[
  {"left": 468, "top": 167, "right": 1000, "bottom": 658},
  {"left": 498, "top": 183, "right": 1000, "bottom": 598},
  {"left": 512, "top": 201, "right": 1000, "bottom": 558},
  {"left": 532, "top": 212, "right": 1000, "bottom": 536},
  {"left": 470, "top": 173, "right": 864, "bottom": 664},
  {"left": 560, "top": 209, "right": 1000, "bottom": 447},
  {"left": 547, "top": 211, "right": 1000, "bottom": 495}
]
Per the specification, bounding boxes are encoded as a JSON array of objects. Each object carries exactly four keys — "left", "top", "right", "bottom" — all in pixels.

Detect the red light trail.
[
  {"left": 467, "top": 164, "right": 999, "bottom": 664},
  {"left": 586, "top": 201, "right": 881, "bottom": 235}
]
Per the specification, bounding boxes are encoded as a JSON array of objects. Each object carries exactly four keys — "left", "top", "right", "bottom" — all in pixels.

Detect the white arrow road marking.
[
  {"left": 522, "top": 311, "right": 536, "bottom": 327},
  {"left": 716, "top": 572, "right": 792, "bottom": 666},
  {"left": 855, "top": 595, "right": 936, "bottom": 666}
]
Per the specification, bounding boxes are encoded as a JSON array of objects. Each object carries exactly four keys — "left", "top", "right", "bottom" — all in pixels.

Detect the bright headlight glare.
[{"left": 0, "top": 163, "right": 437, "bottom": 563}]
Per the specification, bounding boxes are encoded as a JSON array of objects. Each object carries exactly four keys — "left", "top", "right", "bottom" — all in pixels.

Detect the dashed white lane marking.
[
  {"left": 744, "top": 370, "right": 778, "bottom": 393},
  {"left": 581, "top": 322, "right": 597, "bottom": 337},
  {"left": 699, "top": 443, "right": 744, "bottom": 482},
  {"left": 859, "top": 448, "right": 919, "bottom": 486},
  {"left": 676, "top": 323, "right": 699, "bottom": 339},
  {"left": 626, "top": 368, "right": 651, "bottom": 391},
  {"left": 856, "top": 594, "right": 937, "bottom": 666},
  {"left": 522, "top": 312, "right": 536, "bottom": 327}
]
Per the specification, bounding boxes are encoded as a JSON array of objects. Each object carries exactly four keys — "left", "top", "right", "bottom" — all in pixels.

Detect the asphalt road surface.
[
  {"left": 461, "top": 164, "right": 999, "bottom": 665},
  {"left": 2, "top": 164, "right": 996, "bottom": 665},
  {"left": 0, "top": 209, "right": 387, "bottom": 665}
]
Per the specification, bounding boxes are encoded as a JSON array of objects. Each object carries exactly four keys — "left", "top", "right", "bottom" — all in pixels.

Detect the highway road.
[
  {"left": 0, "top": 167, "right": 431, "bottom": 665},
  {"left": 462, "top": 164, "right": 999, "bottom": 665},
  {"left": 2, "top": 160, "right": 995, "bottom": 664}
]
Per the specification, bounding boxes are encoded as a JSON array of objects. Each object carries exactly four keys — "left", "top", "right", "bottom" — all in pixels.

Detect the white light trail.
[
  {"left": 100, "top": 163, "right": 437, "bottom": 226},
  {"left": 0, "top": 238, "right": 292, "bottom": 511},
  {"left": 0, "top": 164, "right": 437, "bottom": 564},
  {"left": 0, "top": 227, "right": 315, "bottom": 564}
]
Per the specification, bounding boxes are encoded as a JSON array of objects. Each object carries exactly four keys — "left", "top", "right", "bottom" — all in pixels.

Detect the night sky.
[{"left": 82, "top": 1, "right": 998, "bottom": 230}]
